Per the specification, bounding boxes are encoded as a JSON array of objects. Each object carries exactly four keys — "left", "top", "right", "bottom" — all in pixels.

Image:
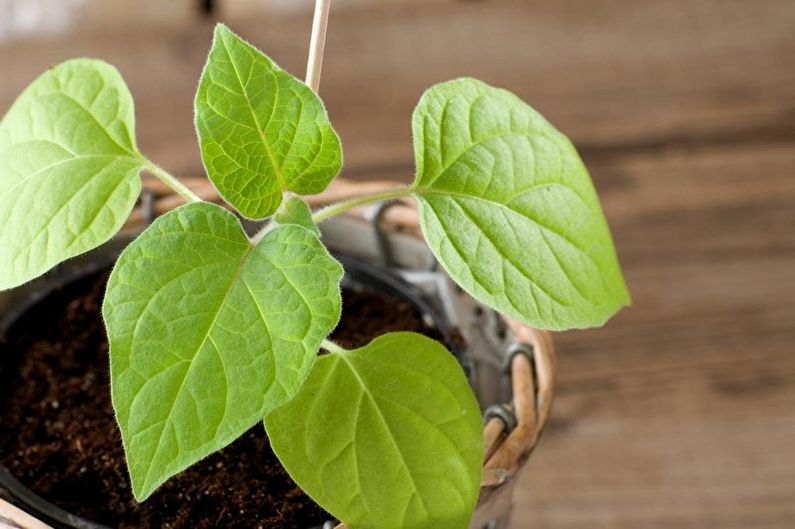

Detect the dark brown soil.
[{"left": 0, "top": 270, "right": 439, "bottom": 529}]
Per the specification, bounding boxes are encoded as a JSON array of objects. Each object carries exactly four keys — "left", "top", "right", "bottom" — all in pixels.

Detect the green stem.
[
  {"left": 145, "top": 162, "right": 202, "bottom": 203},
  {"left": 311, "top": 186, "right": 415, "bottom": 223},
  {"left": 250, "top": 185, "right": 414, "bottom": 245},
  {"left": 321, "top": 338, "right": 347, "bottom": 354},
  {"left": 250, "top": 220, "right": 277, "bottom": 245}
]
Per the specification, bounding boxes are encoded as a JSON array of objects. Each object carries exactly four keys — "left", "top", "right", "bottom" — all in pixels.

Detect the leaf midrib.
[
  {"left": 218, "top": 31, "right": 285, "bottom": 190},
  {"left": 336, "top": 352, "right": 431, "bottom": 523},
  {"left": 419, "top": 129, "right": 558, "bottom": 190},
  {"left": 39, "top": 90, "right": 137, "bottom": 157},
  {"left": 0, "top": 149, "right": 141, "bottom": 202},
  {"left": 415, "top": 185, "right": 596, "bottom": 259},
  {"left": 419, "top": 193, "right": 606, "bottom": 311},
  {"left": 0, "top": 157, "right": 140, "bottom": 275},
  {"left": 137, "top": 240, "right": 256, "bottom": 494}
]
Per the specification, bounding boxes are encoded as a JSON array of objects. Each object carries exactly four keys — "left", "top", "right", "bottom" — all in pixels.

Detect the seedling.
[{"left": 0, "top": 22, "right": 628, "bottom": 529}]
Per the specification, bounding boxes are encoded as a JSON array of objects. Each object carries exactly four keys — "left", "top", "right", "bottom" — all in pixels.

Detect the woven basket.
[{"left": 0, "top": 177, "right": 555, "bottom": 529}]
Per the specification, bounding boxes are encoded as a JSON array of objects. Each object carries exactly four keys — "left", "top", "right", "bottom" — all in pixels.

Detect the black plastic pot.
[{"left": 0, "top": 236, "right": 464, "bottom": 529}]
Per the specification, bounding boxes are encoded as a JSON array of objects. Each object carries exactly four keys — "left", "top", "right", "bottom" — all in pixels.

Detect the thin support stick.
[
  {"left": 146, "top": 163, "right": 202, "bottom": 203},
  {"left": 305, "top": 0, "right": 332, "bottom": 92}
]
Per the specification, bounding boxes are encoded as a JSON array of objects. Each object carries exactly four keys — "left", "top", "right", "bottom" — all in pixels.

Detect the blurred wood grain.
[{"left": 1, "top": 1, "right": 794, "bottom": 528}]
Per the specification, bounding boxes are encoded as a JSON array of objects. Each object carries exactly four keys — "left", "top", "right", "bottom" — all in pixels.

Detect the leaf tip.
[
  {"left": 213, "top": 22, "right": 232, "bottom": 38},
  {"left": 619, "top": 282, "right": 632, "bottom": 307},
  {"left": 128, "top": 468, "right": 155, "bottom": 503},
  {"left": 131, "top": 486, "right": 149, "bottom": 503}
]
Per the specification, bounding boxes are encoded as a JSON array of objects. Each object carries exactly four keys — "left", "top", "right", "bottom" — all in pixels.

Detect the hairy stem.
[
  {"left": 145, "top": 162, "right": 202, "bottom": 203},
  {"left": 311, "top": 186, "right": 415, "bottom": 224},
  {"left": 321, "top": 339, "right": 347, "bottom": 354},
  {"left": 250, "top": 219, "right": 278, "bottom": 245}
]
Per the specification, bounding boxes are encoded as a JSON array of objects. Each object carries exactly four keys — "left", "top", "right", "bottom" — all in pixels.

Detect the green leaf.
[
  {"left": 104, "top": 202, "right": 342, "bottom": 500},
  {"left": 412, "top": 78, "right": 629, "bottom": 330},
  {"left": 266, "top": 332, "right": 482, "bottom": 529},
  {"left": 274, "top": 196, "right": 320, "bottom": 236},
  {"left": 195, "top": 24, "right": 342, "bottom": 220},
  {"left": 0, "top": 59, "right": 145, "bottom": 291}
]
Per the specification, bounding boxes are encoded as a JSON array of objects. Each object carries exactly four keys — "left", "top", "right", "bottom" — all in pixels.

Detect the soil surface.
[{"left": 0, "top": 270, "right": 440, "bottom": 529}]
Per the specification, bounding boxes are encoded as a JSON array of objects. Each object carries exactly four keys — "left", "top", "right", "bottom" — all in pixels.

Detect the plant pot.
[{"left": 0, "top": 183, "right": 555, "bottom": 529}]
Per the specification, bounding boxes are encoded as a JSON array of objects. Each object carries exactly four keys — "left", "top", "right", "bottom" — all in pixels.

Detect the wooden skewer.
[{"left": 306, "top": 0, "right": 332, "bottom": 92}]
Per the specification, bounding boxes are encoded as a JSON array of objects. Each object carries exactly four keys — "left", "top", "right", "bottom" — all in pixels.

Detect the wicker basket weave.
[{"left": 0, "top": 177, "right": 555, "bottom": 529}]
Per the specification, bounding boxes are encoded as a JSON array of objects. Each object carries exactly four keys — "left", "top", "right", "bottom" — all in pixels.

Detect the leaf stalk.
[
  {"left": 321, "top": 339, "right": 347, "bottom": 354},
  {"left": 311, "top": 186, "right": 415, "bottom": 224},
  {"left": 145, "top": 162, "right": 202, "bottom": 203}
]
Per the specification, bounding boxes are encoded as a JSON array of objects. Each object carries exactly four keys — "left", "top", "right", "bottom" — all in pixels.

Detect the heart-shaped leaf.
[
  {"left": 412, "top": 78, "right": 630, "bottom": 330},
  {"left": 266, "top": 332, "right": 482, "bottom": 529},
  {"left": 0, "top": 59, "right": 145, "bottom": 290},
  {"left": 104, "top": 202, "right": 342, "bottom": 500},
  {"left": 195, "top": 24, "right": 342, "bottom": 220}
]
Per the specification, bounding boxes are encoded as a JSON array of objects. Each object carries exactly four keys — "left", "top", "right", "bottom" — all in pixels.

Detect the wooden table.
[{"left": 2, "top": 1, "right": 794, "bottom": 527}]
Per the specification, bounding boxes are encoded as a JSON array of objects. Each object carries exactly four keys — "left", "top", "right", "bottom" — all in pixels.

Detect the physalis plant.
[{"left": 0, "top": 25, "right": 628, "bottom": 529}]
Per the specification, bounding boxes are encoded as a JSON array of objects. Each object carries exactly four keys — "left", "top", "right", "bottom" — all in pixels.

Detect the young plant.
[{"left": 0, "top": 23, "right": 628, "bottom": 529}]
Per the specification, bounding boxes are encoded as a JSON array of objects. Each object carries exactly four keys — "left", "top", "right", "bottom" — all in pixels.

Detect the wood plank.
[
  {"left": 1, "top": 0, "right": 793, "bottom": 177},
  {"left": 511, "top": 144, "right": 795, "bottom": 528}
]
